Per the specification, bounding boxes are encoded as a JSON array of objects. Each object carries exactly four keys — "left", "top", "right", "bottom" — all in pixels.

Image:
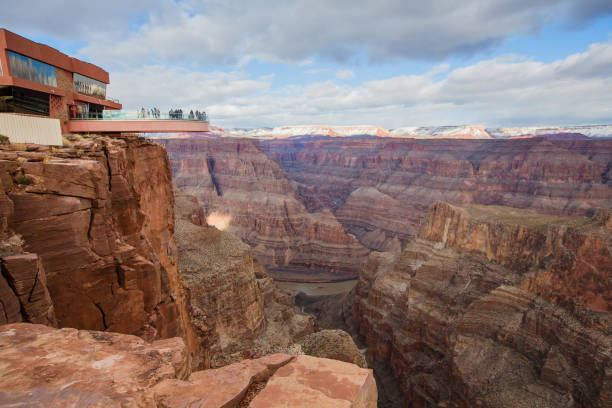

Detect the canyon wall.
[
  {"left": 265, "top": 137, "right": 612, "bottom": 252},
  {"left": 174, "top": 191, "right": 312, "bottom": 367},
  {"left": 0, "top": 137, "right": 199, "bottom": 364},
  {"left": 353, "top": 202, "right": 612, "bottom": 407},
  {"left": 158, "top": 138, "right": 369, "bottom": 281},
  {"left": 0, "top": 136, "right": 378, "bottom": 405},
  {"left": 0, "top": 136, "right": 317, "bottom": 369},
  {"left": 157, "top": 136, "right": 611, "bottom": 280}
]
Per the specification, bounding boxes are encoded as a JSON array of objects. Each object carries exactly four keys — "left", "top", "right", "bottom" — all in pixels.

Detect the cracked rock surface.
[
  {"left": 353, "top": 202, "right": 612, "bottom": 407},
  {"left": 0, "top": 137, "right": 199, "bottom": 368},
  {"left": 0, "top": 323, "right": 377, "bottom": 408}
]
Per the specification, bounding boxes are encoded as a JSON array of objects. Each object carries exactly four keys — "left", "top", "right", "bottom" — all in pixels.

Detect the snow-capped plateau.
[
  {"left": 390, "top": 125, "right": 492, "bottom": 139},
  {"left": 227, "top": 125, "right": 392, "bottom": 139},
  {"left": 157, "top": 124, "right": 612, "bottom": 140},
  {"left": 488, "top": 125, "right": 612, "bottom": 139}
]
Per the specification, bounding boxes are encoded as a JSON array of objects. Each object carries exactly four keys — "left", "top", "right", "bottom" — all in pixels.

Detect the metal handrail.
[{"left": 70, "top": 110, "right": 209, "bottom": 122}]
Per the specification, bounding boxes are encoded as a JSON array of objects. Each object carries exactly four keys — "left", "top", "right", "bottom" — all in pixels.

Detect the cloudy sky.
[{"left": 2, "top": 0, "right": 612, "bottom": 128}]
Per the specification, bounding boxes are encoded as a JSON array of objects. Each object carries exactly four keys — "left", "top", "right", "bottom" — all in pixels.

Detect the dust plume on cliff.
[{"left": 206, "top": 212, "right": 232, "bottom": 231}]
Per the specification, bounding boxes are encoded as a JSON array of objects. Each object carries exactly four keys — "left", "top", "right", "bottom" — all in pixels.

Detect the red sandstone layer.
[
  {"left": 265, "top": 137, "right": 612, "bottom": 252},
  {"left": 353, "top": 202, "right": 612, "bottom": 407},
  {"left": 0, "top": 323, "right": 377, "bottom": 407},
  {"left": 157, "top": 138, "right": 370, "bottom": 281},
  {"left": 156, "top": 136, "right": 611, "bottom": 282},
  {"left": 0, "top": 137, "right": 200, "bottom": 366}
]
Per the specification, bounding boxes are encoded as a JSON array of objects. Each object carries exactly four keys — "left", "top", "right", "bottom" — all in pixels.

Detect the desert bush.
[
  {"left": 9, "top": 143, "right": 26, "bottom": 151},
  {"left": 0, "top": 134, "right": 9, "bottom": 145},
  {"left": 16, "top": 175, "right": 33, "bottom": 185}
]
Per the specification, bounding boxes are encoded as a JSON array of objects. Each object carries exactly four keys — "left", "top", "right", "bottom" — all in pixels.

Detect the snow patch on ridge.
[
  {"left": 228, "top": 125, "right": 392, "bottom": 139},
  {"left": 183, "top": 124, "right": 612, "bottom": 140},
  {"left": 488, "top": 125, "right": 612, "bottom": 138},
  {"left": 390, "top": 125, "right": 492, "bottom": 139}
]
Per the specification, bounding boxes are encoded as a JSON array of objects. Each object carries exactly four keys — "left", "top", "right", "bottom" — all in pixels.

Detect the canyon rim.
[{"left": 2, "top": 1, "right": 612, "bottom": 406}]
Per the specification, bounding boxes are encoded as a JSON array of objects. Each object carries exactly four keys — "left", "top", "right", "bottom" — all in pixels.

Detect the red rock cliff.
[
  {"left": 353, "top": 202, "right": 611, "bottom": 407},
  {"left": 0, "top": 137, "right": 198, "bottom": 365}
]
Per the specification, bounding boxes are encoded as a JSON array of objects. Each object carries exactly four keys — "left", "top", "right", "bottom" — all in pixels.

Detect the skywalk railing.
[{"left": 70, "top": 110, "right": 208, "bottom": 121}]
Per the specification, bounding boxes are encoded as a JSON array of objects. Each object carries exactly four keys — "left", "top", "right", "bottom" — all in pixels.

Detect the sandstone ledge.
[
  {"left": 0, "top": 323, "right": 188, "bottom": 407},
  {"left": 250, "top": 355, "right": 377, "bottom": 408},
  {"left": 0, "top": 323, "right": 376, "bottom": 408}
]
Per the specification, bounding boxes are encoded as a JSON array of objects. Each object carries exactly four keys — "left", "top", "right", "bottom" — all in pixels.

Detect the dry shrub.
[
  {"left": 9, "top": 143, "right": 26, "bottom": 151},
  {"left": 16, "top": 175, "right": 33, "bottom": 185}
]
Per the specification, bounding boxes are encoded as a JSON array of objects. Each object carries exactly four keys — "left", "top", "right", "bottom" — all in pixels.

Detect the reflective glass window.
[
  {"left": 73, "top": 73, "right": 106, "bottom": 99},
  {"left": 8, "top": 51, "right": 57, "bottom": 87}
]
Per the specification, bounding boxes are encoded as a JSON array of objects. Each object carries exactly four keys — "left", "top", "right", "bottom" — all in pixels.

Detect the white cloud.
[
  {"left": 3, "top": 0, "right": 604, "bottom": 68},
  {"left": 201, "top": 42, "right": 612, "bottom": 127},
  {"left": 2, "top": 1, "right": 610, "bottom": 127},
  {"left": 0, "top": 0, "right": 162, "bottom": 41},
  {"left": 107, "top": 66, "right": 270, "bottom": 112},
  {"left": 336, "top": 69, "right": 355, "bottom": 80}
]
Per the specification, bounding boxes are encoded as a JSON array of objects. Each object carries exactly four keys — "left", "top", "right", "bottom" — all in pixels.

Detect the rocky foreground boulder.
[
  {"left": 298, "top": 329, "right": 367, "bottom": 368},
  {"left": 353, "top": 202, "right": 612, "bottom": 407},
  {"left": 0, "top": 323, "right": 377, "bottom": 407}
]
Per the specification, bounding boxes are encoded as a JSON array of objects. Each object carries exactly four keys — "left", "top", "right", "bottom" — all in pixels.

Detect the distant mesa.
[
  {"left": 507, "top": 132, "right": 591, "bottom": 140},
  {"left": 489, "top": 125, "right": 612, "bottom": 139},
  {"left": 223, "top": 124, "right": 493, "bottom": 140},
  {"left": 156, "top": 124, "right": 612, "bottom": 140},
  {"left": 389, "top": 124, "right": 492, "bottom": 139}
]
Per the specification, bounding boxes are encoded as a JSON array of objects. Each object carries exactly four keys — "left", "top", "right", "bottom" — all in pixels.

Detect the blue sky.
[{"left": 1, "top": 0, "right": 611, "bottom": 128}]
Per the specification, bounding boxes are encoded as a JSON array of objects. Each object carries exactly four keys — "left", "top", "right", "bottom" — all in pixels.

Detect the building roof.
[{"left": 0, "top": 28, "right": 109, "bottom": 83}]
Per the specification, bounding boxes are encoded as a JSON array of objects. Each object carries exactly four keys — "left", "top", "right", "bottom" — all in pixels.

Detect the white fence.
[{"left": 0, "top": 113, "right": 62, "bottom": 146}]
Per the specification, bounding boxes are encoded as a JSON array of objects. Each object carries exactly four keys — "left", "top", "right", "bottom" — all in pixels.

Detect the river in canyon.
[{"left": 275, "top": 279, "right": 357, "bottom": 296}]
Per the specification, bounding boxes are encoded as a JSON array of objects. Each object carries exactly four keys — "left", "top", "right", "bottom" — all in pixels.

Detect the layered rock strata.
[
  {"left": 156, "top": 136, "right": 611, "bottom": 280},
  {"left": 174, "top": 190, "right": 312, "bottom": 366},
  {"left": 353, "top": 202, "right": 612, "bottom": 407},
  {"left": 251, "top": 261, "right": 314, "bottom": 355},
  {"left": 0, "top": 252, "right": 56, "bottom": 326},
  {"left": 158, "top": 138, "right": 369, "bottom": 281},
  {"left": 0, "top": 137, "right": 198, "bottom": 365},
  {"left": 265, "top": 137, "right": 612, "bottom": 251},
  {"left": 0, "top": 323, "right": 377, "bottom": 407}
]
